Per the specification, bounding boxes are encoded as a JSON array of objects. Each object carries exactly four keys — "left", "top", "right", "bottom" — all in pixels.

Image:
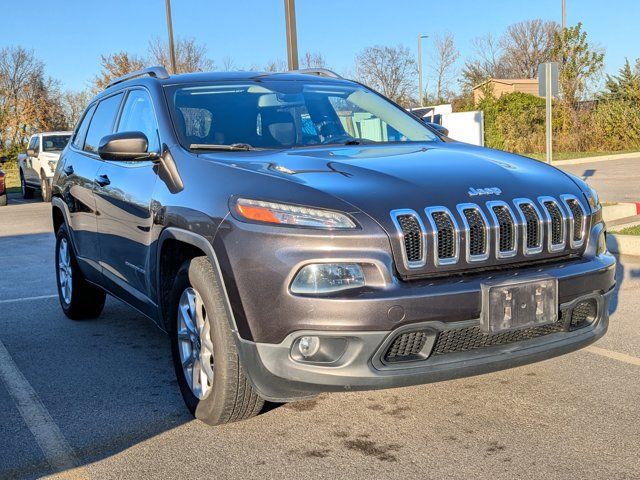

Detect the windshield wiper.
[{"left": 190, "top": 143, "right": 254, "bottom": 151}]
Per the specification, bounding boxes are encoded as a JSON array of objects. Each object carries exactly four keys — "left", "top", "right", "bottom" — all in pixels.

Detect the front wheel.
[
  {"left": 55, "top": 224, "right": 106, "bottom": 320},
  {"left": 41, "top": 176, "right": 52, "bottom": 202},
  {"left": 170, "top": 256, "right": 264, "bottom": 425},
  {"left": 20, "top": 171, "right": 33, "bottom": 199}
]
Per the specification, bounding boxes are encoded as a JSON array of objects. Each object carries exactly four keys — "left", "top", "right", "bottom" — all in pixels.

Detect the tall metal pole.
[
  {"left": 284, "top": 0, "right": 299, "bottom": 70},
  {"left": 417, "top": 35, "right": 428, "bottom": 106},
  {"left": 165, "top": 0, "right": 177, "bottom": 73},
  {"left": 545, "top": 63, "right": 553, "bottom": 164},
  {"left": 561, "top": 0, "right": 566, "bottom": 29}
]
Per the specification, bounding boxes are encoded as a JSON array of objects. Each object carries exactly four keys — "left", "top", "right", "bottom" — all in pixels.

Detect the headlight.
[
  {"left": 291, "top": 263, "right": 365, "bottom": 294},
  {"left": 587, "top": 186, "right": 601, "bottom": 212},
  {"left": 235, "top": 198, "right": 357, "bottom": 229},
  {"left": 48, "top": 160, "right": 56, "bottom": 171}
]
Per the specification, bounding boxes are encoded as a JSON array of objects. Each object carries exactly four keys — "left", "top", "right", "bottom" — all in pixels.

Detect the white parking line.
[
  {"left": 585, "top": 346, "right": 640, "bottom": 366},
  {"left": 0, "top": 294, "right": 58, "bottom": 304},
  {"left": 0, "top": 340, "right": 89, "bottom": 479}
]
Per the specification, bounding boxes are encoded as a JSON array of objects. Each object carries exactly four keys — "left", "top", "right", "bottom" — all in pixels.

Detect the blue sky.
[{"left": 0, "top": 0, "right": 637, "bottom": 92}]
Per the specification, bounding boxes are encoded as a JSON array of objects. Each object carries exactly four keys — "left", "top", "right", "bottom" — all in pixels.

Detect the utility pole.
[
  {"left": 561, "top": 0, "right": 566, "bottom": 29},
  {"left": 284, "top": 0, "right": 299, "bottom": 70},
  {"left": 165, "top": 0, "right": 177, "bottom": 73},
  {"left": 417, "top": 35, "right": 428, "bottom": 106}
]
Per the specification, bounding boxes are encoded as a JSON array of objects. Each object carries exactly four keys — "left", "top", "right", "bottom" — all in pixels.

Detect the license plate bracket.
[{"left": 480, "top": 277, "right": 558, "bottom": 334}]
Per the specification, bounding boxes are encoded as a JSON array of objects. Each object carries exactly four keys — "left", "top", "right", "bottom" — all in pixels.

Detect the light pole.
[
  {"left": 284, "top": 0, "right": 299, "bottom": 70},
  {"left": 165, "top": 0, "right": 177, "bottom": 73},
  {"left": 561, "top": 0, "right": 566, "bottom": 29},
  {"left": 417, "top": 35, "right": 428, "bottom": 106}
]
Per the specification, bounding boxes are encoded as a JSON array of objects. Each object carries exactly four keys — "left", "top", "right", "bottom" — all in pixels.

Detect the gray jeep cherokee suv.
[{"left": 51, "top": 66, "right": 615, "bottom": 425}]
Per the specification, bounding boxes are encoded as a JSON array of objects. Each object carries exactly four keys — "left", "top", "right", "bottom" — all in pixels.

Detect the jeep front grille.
[{"left": 391, "top": 194, "right": 588, "bottom": 272}]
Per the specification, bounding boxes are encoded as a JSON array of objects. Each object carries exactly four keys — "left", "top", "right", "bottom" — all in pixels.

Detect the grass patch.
[
  {"left": 526, "top": 150, "right": 638, "bottom": 162},
  {"left": 2, "top": 159, "right": 20, "bottom": 191},
  {"left": 616, "top": 225, "right": 640, "bottom": 236}
]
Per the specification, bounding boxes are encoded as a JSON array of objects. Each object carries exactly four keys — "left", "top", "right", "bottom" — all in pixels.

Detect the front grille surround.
[
  {"left": 539, "top": 196, "right": 567, "bottom": 252},
  {"left": 390, "top": 209, "right": 427, "bottom": 269},
  {"left": 513, "top": 198, "right": 545, "bottom": 256},
  {"left": 486, "top": 201, "right": 519, "bottom": 259},
  {"left": 457, "top": 203, "right": 490, "bottom": 262},
  {"left": 560, "top": 194, "right": 587, "bottom": 249},
  {"left": 425, "top": 206, "right": 460, "bottom": 266}
]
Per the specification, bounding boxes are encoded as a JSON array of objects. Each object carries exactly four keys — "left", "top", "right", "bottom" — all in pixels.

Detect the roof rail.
[
  {"left": 290, "top": 68, "right": 342, "bottom": 79},
  {"left": 106, "top": 66, "right": 170, "bottom": 89}
]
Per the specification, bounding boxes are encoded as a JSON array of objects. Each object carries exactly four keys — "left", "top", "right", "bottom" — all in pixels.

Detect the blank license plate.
[{"left": 480, "top": 277, "right": 558, "bottom": 334}]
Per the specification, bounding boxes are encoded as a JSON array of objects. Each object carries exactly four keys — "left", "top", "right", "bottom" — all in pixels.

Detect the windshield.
[
  {"left": 166, "top": 80, "right": 438, "bottom": 150},
  {"left": 42, "top": 135, "right": 71, "bottom": 152}
]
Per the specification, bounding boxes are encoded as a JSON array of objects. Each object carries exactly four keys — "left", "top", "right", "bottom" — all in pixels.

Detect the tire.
[
  {"left": 0, "top": 194, "right": 7, "bottom": 206},
  {"left": 55, "top": 224, "right": 106, "bottom": 320},
  {"left": 169, "top": 256, "right": 264, "bottom": 425},
  {"left": 20, "top": 170, "right": 33, "bottom": 199},
  {"left": 41, "top": 175, "right": 52, "bottom": 202}
]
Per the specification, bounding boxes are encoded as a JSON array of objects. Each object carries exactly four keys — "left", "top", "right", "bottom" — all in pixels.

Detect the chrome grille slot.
[
  {"left": 426, "top": 207, "right": 459, "bottom": 266},
  {"left": 561, "top": 195, "right": 587, "bottom": 248},
  {"left": 515, "top": 199, "right": 544, "bottom": 255},
  {"left": 539, "top": 196, "right": 566, "bottom": 251},
  {"left": 487, "top": 201, "right": 518, "bottom": 259},
  {"left": 458, "top": 204, "right": 489, "bottom": 262},
  {"left": 390, "top": 209, "right": 426, "bottom": 268}
]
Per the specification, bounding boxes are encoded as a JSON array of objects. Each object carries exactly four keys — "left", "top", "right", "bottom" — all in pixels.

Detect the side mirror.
[
  {"left": 0, "top": 156, "right": 7, "bottom": 164},
  {"left": 424, "top": 121, "right": 449, "bottom": 136},
  {"left": 27, "top": 148, "right": 38, "bottom": 157},
  {"left": 98, "top": 131, "right": 157, "bottom": 161}
]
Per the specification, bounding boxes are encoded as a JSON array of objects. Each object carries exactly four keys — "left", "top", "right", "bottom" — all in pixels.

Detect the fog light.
[
  {"left": 298, "top": 336, "right": 320, "bottom": 358},
  {"left": 291, "top": 263, "right": 365, "bottom": 294}
]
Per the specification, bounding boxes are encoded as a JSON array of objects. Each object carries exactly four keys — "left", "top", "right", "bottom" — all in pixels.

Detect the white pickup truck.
[{"left": 18, "top": 131, "right": 72, "bottom": 202}]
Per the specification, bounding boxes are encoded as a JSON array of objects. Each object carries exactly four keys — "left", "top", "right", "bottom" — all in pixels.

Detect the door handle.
[
  {"left": 95, "top": 174, "right": 110, "bottom": 187},
  {"left": 63, "top": 165, "right": 74, "bottom": 175}
]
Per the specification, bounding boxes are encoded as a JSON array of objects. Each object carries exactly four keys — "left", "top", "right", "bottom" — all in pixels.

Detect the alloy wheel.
[
  {"left": 58, "top": 238, "right": 72, "bottom": 304},
  {"left": 177, "top": 287, "right": 215, "bottom": 399}
]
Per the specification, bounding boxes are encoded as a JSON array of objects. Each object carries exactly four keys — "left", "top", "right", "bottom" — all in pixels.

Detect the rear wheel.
[
  {"left": 56, "top": 224, "right": 106, "bottom": 320},
  {"left": 41, "top": 175, "right": 52, "bottom": 202},
  {"left": 20, "top": 170, "right": 33, "bottom": 199},
  {"left": 170, "top": 256, "right": 264, "bottom": 425}
]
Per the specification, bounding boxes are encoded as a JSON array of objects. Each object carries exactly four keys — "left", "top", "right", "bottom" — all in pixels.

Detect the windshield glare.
[
  {"left": 43, "top": 135, "right": 71, "bottom": 152},
  {"left": 167, "top": 81, "right": 438, "bottom": 150}
]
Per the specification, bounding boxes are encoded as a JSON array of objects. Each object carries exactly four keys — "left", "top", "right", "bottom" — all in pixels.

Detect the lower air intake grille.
[
  {"left": 493, "top": 206, "right": 515, "bottom": 252},
  {"left": 569, "top": 299, "right": 598, "bottom": 330},
  {"left": 432, "top": 211, "right": 456, "bottom": 259},
  {"left": 464, "top": 208, "right": 487, "bottom": 256},
  {"left": 544, "top": 201, "right": 564, "bottom": 245},
  {"left": 385, "top": 331, "right": 430, "bottom": 362},
  {"left": 396, "top": 214, "right": 423, "bottom": 263},
  {"left": 520, "top": 203, "right": 541, "bottom": 249},
  {"left": 566, "top": 199, "right": 585, "bottom": 242}
]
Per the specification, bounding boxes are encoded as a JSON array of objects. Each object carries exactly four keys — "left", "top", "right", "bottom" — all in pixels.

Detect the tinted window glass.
[
  {"left": 42, "top": 135, "right": 71, "bottom": 152},
  {"left": 72, "top": 104, "right": 96, "bottom": 149},
  {"left": 117, "top": 90, "right": 160, "bottom": 153},
  {"left": 32, "top": 136, "right": 40, "bottom": 152},
  {"left": 28, "top": 136, "right": 37, "bottom": 150},
  {"left": 84, "top": 93, "right": 123, "bottom": 153}
]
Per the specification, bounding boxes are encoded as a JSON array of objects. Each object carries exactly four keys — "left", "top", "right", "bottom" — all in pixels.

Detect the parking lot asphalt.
[
  {"left": 557, "top": 155, "right": 640, "bottom": 203},
  {"left": 0, "top": 198, "right": 639, "bottom": 480}
]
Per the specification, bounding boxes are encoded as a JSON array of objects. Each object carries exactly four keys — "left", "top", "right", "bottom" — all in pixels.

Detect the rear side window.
[
  {"left": 117, "top": 90, "right": 160, "bottom": 153},
  {"left": 83, "top": 93, "right": 124, "bottom": 153},
  {"left": 72, "top": 104, "right": 96, "bottom": 149}
]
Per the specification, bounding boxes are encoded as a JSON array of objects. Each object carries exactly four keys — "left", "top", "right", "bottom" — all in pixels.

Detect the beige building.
[{"left": 473, "top": 78, "right": 540, "bottom": 103}]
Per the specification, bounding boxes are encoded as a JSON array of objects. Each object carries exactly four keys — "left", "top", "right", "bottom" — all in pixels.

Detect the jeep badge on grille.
[{"left": 468, "top": 187, "right": 502, "bottom": 197}]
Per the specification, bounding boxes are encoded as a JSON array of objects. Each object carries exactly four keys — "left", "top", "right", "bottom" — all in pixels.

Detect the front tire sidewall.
[
  {"left": 0, "top": 194, "right": 7, "bottom": 207},
  {"left": 20, "top": 171, "right": 33, "bottom": 199},
  {"left": 41, "top": 177, "right": 52, "bottom": 202}
]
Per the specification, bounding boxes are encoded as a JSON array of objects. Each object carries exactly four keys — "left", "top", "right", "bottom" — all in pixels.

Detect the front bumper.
[{"left": 236, "top": 253, "right": 615, "bottom": 402}]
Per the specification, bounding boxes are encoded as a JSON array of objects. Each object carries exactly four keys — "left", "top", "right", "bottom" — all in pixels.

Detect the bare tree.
[
  {"left": 93, "top": 51, "right": 146, "bottom": 91},
  {"left": 429, "top": 34, "right": 460, "bottom": 103},
  {"left": 460, "top": 34, "right": 506, "bottom": 91},
  {"left": 500, "top": 19, "right": 558, "bottom": 78},
  {"left": 301, "top": 51, "right": 327, "bottom": 69},
  {"left": 148, "top": 37, "right": 215, "bottom": 74},
  {"left": 354, "top": 45, "right": 416, "bottom": 106},
  {"left": 262, "top": 59, "right": 288, "bottom": 72},
  {"left": 60, "top": 89, "right": 92, "bottom": 128},
  {"left": 221, "top": 56, "right": 237, "bottom": 71}
]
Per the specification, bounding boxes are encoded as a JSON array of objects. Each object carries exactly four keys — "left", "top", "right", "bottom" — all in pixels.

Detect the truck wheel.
[
  {"left": 169, "top": 256, "right": 264, "bottom": 425},
  {"left": 0, "top": 194, "right": 7, "bottom": 206},
  {"left": 55, "top": 224, "right": 106, "bottom": 320},
  {"left": 41, "top": 175, "right": 52, "bottom": 202},
  {"left": 20, "top": 171, "right": 33, "bottom": 199}
]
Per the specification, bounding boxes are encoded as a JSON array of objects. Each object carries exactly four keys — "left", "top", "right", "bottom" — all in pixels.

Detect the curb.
[
  {"left": 602, "top": 203, "right": 640, "bottom": 223},
  {"left": 553, "top": 151, "right": 640, "bottom": 166},
  {"left": 607, "top": 233, "right": 640, "bottom": 256}
]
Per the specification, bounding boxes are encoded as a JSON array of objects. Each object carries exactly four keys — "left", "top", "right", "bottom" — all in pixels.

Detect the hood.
[
  {"left": 210, "top": 142, "right": 585, "bottom": 221},
  {"left": 39, "top": 151, "right": 62, "bottom": 161}
]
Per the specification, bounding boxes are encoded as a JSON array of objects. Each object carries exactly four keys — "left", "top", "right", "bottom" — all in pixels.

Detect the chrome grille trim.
[
  {"left": 486, "top": 201, "right": 519, "bottom": 259},
  {"left": 513, "top": 198, "right": 544, "bottom": 256},
  {"left": 390, "top": 209, "right": 427, "bottom": 269},
  {"left": 425, "top": 206, "right": 459, "bottom": 266},
  {"left": 538, "top": 196, "right": 567, "bottom": 252},
  {"left": 456, "top": 203, "right": 490, "bottom": 262},
  {"left": 560, "top": 194, "right": 587, "bottom": 249}
]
